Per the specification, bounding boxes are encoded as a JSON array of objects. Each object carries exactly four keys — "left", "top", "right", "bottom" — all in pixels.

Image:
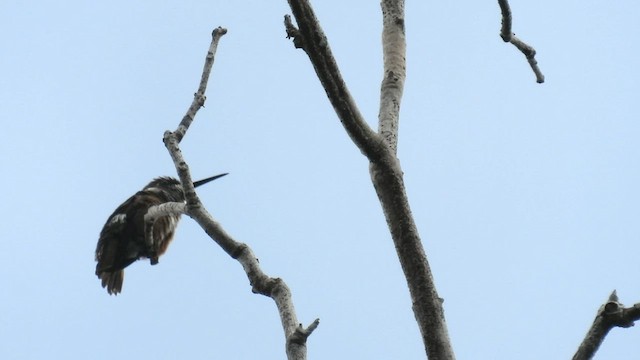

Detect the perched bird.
[{"left": 95, "top": 174, "right": 227, "bottom": 295}]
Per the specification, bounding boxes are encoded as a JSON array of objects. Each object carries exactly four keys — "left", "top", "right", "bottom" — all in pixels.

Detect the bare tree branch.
[
  {"left": 573, "top": 291, "right": 640, "bottom": 360},
  {"left": 285, "top": 1, "right": 455, "bottom": 358},
  {"left": 173, "top": 27, "right": 227, "bottom": 142},
  {"left": 162, "top": 26, "right": 317, "bottom": 360},
  {"left": 497, "top": 0, "right": 545, "bottom": 83},
  {"left": 283, "top": 12, "right": 386, "bottom": 161},
  {"left": 379, "top": 0, "right": 406, "bottom": 153}
]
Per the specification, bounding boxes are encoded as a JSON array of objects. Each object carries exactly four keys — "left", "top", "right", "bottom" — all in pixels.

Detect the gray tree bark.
[
  {"left": 284, "top": 1, "right": 456, "bottom": 358},
  {"left": 160, "top": 27, "right": 318, "bottom": 360}
]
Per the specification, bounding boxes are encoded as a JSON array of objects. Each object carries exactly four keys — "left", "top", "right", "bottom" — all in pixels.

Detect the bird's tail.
[{"left": 99, "top": 271, "right": 124, "bottom": 295}]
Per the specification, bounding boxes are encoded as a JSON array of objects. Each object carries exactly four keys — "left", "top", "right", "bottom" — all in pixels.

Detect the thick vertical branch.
[
  {"left": 378, "top": 0, "right": 406, "bottom": 153},
  {"left": 369, "top": 153, "right": 455, "bottom": 360},
  {"left": 162, "top": 27, "right": 318, "bottom": 360},
  {"left": 374, "top": 1, "right": 455, "bottom": 358},
  {"left": 285, "top": 1, "right": 455, "bottom": 358}
]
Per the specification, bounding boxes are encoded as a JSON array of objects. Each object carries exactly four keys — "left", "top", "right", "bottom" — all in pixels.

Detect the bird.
[{"left": 94, "top": 173, "right": 227, "bottom": 295}]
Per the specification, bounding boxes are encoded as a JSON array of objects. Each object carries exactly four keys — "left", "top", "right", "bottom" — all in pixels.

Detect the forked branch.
[
  {"left": 285, "top": 1, "right": 455, "bottom": 358},
  {"left": 573, "top": 291, "right": 640, "bottom": 360},
  {"left": 161, "top": 27, "right": 318, "bottom": 360}
]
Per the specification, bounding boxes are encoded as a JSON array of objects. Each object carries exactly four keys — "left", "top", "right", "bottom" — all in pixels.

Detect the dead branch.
[
  {"left": 173, "top": 27, "right": 227, "bottom": 142},
  {"left": 283, "top": 12, "right": 386, "bottom": 161},
  {"left": 285, "top": 1, "right": 455, "bottom": 358},
  {"left": 497, "top": 0, "right": 545, "bottom": 83},
  {"left": 162, "top": 26, "right": 318, "bottom": 360},
  {"left": 573, "top": 291, "right": 640, "bottom": 360}
]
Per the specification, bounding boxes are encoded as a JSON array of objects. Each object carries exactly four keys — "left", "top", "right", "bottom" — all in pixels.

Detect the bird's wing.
[{"left": 94, "top": 194, "right": 139, "bottom": 274}]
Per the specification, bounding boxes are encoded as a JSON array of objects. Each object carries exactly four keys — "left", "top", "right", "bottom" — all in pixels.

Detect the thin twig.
[
  {"left": 173, "top": 27, "right": 228, "bottom": 142},
  {"left": 497, "top": 0, "right": 545, "bottom": 83},
  {"left": 288, "top": 319, "right": 321, "bottom": 345}
]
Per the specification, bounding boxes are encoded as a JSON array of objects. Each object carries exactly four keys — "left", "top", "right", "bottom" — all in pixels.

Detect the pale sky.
[{"left": 2, "top": 1, "right": 639, "bottom": 359}]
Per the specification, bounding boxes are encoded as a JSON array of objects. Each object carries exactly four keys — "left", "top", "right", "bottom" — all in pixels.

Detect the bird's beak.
[{"left": 193, "top": 173, "right": 228, "bottom": 188}]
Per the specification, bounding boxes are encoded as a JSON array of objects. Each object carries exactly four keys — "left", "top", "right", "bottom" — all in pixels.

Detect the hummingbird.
[{"left": 95, "top": 174, "right": 227, "bottom": 295}]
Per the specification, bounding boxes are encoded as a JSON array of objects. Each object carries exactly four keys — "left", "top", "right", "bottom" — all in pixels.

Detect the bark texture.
[
  {"left": 285, "top": 1, "right": 455, "bottom": 358},
  {"left": 573, "top": 291, "right": 640, "bottom": 360},
  {"left": 162, "top": 27, "right": 317, "bottom": 360}
]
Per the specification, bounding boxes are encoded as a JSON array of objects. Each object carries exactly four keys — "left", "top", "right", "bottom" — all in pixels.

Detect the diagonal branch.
[
  {"left": 285, "top": 1, "right": 455, "bottom": 358},
  {"left": 162, "top": 27, "right": 318, "bottom": 360},
  {"left": 283, "top": 10, "right": 386, "bottom": 161},
  {"left": 497, "top": 0, "right": 545, "bottom": 83},
  {"left": 573, "top": 291, "right": 640, "bottom": 360},
  {"left": 173, "top": 27, "right": 228, "bottom": 142}
]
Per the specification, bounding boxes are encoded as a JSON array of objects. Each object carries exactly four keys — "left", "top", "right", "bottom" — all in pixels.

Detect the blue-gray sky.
[{"left": 2, "top": 1, "right": 639, "bottom": 359}]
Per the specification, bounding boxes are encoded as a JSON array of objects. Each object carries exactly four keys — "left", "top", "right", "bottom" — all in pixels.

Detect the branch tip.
[
  {"left": 306, "top": 318, "right": 320, "bottom": 334},
  {"left": 573, "top": 291, "right": 640, "bottom": 359},
  {"left": 162, "top": 26, "right": 310, "bottom": 359},
  {"left": 284, "top": 15, "right": 304, "bottom": 49},
  {"left": 212, "top": 27, "right": 228, "bottom": 37},
  {"left": 497, "top": 0, "right": 544, "bottom": 83},
  {"left": 288, "top": 319, "right": 321, "bottom": 345}
]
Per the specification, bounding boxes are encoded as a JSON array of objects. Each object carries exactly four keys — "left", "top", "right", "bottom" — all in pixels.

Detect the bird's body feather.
[
  {"left": 95, "top": 178, "right": 184, "bottom": 295},
  {"left": 94, "top": 174, "right": 226, "bottom": 295}
]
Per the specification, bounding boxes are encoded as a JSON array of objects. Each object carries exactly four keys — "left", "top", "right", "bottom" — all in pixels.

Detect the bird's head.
[{"left": 144, "top": 174, "right": 228, "bottom": 201}]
